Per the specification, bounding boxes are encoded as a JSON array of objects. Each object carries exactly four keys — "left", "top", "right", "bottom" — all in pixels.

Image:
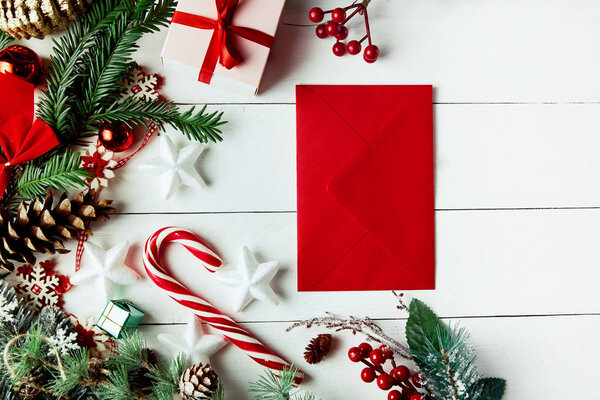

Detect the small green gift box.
[{"left": 97, "top": 300, "right": 144, "bottom": 338}]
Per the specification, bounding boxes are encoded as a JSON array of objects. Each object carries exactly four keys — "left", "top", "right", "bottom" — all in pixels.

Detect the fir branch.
[
  {"left": 92, "top": 98, "right": 226, "bottom": 143},
  {"left": 48, "top": 349, "right": 92, "bottom": 395},
  {"left": 0, "top": 32, "right": 13, "bottom": 51},
  {"left": 98, "top": 365, "right": 134, "bottom": 400},
  {"left": 37, "top": 0, "right": 125, "bottom": 136},
  {"left": 287, "top": 312, "right": 412, "bottom": 360},
  {"left": 17, "top": 150, "right": 92, "bottom": 200},
  {"left": 411, "top": 326, "right": 481, "bottom": 400},
  {"left": 148, "top": 353, "right": 185, "bottom": 400},
  {"left": 105, "top": 332, "right": 147, "bottom": 371},
  {"left": 249, "top": 365, "right": 312, "bottom": 400}
]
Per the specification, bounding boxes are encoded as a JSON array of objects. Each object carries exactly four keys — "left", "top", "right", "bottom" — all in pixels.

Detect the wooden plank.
[
  {"left": 49, "top": 210, "right": 600, "bottom": 322},
  {"left": 19, "top": 0, "right": 600, "bottom": 104},
  {"left": 139, "top": 315, "right": 600, "bottom": 399},
  {"left": 99, "top": 103, "right": 600, "bottom": 213}
]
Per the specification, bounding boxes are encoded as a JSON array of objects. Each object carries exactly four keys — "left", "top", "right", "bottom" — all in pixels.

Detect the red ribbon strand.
[{"left": 171, "top": 0, "right": 275, "bottom": 84}]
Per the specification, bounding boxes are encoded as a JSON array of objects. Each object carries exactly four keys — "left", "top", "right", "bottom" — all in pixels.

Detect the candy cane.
[{"left": 143, "top": 226, "right": 303, "bottom": 383}]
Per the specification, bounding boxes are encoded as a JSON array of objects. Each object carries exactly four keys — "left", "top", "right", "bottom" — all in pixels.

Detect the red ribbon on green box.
[{"left": 170, "top": 0, "right": 275, "bottom": 84}]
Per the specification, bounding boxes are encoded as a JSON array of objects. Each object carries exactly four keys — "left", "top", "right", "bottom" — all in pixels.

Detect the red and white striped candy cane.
[{"left": 143, "top": 226, "right": 303, "bottom": 384}]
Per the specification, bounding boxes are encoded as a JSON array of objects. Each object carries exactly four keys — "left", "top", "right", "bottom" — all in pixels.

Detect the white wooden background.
[{"left": 13, "top": 0, "right": 600, "bottom": 398}]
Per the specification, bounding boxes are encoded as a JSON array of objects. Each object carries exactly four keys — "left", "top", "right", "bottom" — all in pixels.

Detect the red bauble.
[
  {"left": 331, "top": 7, "right": 346, "bottom": 23},
  {"left": 392, "top": 365, "right": 410, "bottom": 382},
  {"left": 388, "top": 390, "right": 402, "bottom": 400},
  {"left": 332, "top": 42, "right": 346, "bottom": 57},
  {"left": 316, "top": 24, "right": 328, "bottom": 39},
  {"left": 369, "top": 348, "right": 386, "bottom": 365},
  {"left": 309, "top": 7, "right": 325, "bottom": 23},
  {"left": 348, "top": 346, "right": 362, "bottom": 362},
  {"left": 347, "top": 40, "right": 362, "bottom": 55},
  {"left": 0, "top": 45, "right": 43, "bottom": 86},
  {"left": 98, "top": 121, "right": 134, "bottom": 152},
  {"left": 335, "top": 25, "right": 349, "bottom": 40},
  {"left": 326, "top": 21, "right": 340, "bottom": 36},
  {"left": 364, "top": 44, "right": 380, "bottom": 63},
  {"left": 357, "top": 342, "right": 373, "bottom": 358},
  {"left": 411, "top": 372, "right": 425, "bottom": 388},
  {"left": 377, "top": 373, "right": 394, "bottom": 390},
  {"left": 361, "top": 367, "right": 377, "bottom": 383}
]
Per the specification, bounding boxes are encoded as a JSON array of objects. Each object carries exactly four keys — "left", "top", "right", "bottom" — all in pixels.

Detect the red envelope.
[{"left": 296, "top": 85, "right": 435, "bottom": 291}]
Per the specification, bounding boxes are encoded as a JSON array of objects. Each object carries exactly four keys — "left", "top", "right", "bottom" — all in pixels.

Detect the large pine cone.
[
  {"left": 179, "top": 364, "right": 219, "bottom": 400},
  {"left": 304, "top": 333, "right": 332, "bottom": 364},
  {"left": 0, "top": 190, "right": 114, "bottom": 272},
  {"left": 0, "top": 0, "right": 93, "bottom": 39}
]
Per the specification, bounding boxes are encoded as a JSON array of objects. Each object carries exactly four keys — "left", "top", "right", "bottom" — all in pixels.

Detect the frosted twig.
[
  {"left": 393, "top": 291, "right": 409, "bottom": 313},
  {"left": 286, "top": 313, "right": 412, "bottom": 360}
]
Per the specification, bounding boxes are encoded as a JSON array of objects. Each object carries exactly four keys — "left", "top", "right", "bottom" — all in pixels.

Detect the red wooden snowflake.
[
  {"left": 14, "top": 261, "right": 72, "bottom": 312},
  {"left": 68, "top": 314, "right": 117, "bottom": 357}
]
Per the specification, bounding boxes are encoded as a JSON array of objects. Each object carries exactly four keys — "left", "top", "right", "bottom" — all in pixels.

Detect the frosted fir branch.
[{"left": 286, "top": 313, "right": 412, "bottom": 360}]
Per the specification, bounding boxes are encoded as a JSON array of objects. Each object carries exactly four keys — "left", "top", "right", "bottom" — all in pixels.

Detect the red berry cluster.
[
  {"left": 348, "top": 342, "right": 427, "bottom": 400},
  {"left": 308, "top": 4, "right": 379, "bottom": 63}
]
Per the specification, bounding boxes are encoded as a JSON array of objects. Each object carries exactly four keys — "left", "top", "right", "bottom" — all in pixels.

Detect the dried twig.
[
  {"left": 393, "top": 291, "right": 409, "bottom": 313},
  {"left": 286, "top": 313, "right": 412, "bottom": 360}
]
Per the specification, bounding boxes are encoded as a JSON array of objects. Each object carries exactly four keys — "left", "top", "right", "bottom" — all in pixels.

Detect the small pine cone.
[
  {"left": 14, "top": 365, "right": 48, "bottom": 399},
  {"left": 0, "top": 190, "right": 115, "bottom": 272},
  {"left": 304, "top": 333, "right": 332, "bottom": 364},
  {"left": 179, "top": 364, "right": 219, "bottom": 400},
  {"left": 84, "top": 358, "right": 108, "bottom": 387}
]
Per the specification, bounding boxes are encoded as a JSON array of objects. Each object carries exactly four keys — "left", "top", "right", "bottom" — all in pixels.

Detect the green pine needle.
[
  {"left": 0, "top": 32, "right": 13, "bottom": 51},
  {"left": 48, "top": 349, "right": 92, "bottom": 395},
  {"left": 249, "top": 365, "right": 317, "bottom": 400},
  {"left": 92, "top": 98, "right": 226, "bottom": 143},
  {"left": 17, "top": 150, "right": 93, "bottom": 200}
]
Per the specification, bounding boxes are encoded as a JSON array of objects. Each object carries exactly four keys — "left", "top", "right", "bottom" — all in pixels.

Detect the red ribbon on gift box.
[
  {"left": 171, "top": 0, "right": 275, "bottom": 84},
  {"left": 0, "top": 73, "right": 59, "bottom": 196}
]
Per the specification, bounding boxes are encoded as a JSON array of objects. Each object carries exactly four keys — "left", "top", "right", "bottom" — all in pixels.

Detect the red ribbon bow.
[
  {"left": 171, "top": 0, "right": 275, "bottom": 84},
  {"left": 0, "top": 73, "right": 60, "bottom": 196}
]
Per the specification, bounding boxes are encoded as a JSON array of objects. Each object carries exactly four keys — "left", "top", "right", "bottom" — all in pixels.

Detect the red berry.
[
  {"left": 388, "top": 390, "right": 402, "bottom": 400},
  {"left": 410, "top": 395, "right": 426, "bottom": 400},
  {"left": 335, "top": 25, "right": 348, "bottom": 40},
  {"left": 326, "top": 21, "right": 340, "bottom": 36},
  {"left": 379, "top": 345, "right": 393, "bottom": 359},
  {"left": 391, "top": 365, "right": 410, "bottom": 382},
  {"left": 332, "top": 42, "right": 346, "bottom": 57},
  {"left": 363, "top": 44, "right": 379, "bottom": 63},
  {"left": 377, "top": 373, "right": 394, "bottom": 390},
  {"left": 357, "top": 342, "right": 373, "bottom": 358},
  {"left": 347, "top": 40, "right": 361, "bottom": 55},
  {"left": 370, "top": 349, "right": 386, "bottom": 365},
  {"left": 402, "top": 388, "right": 416, "bottom": 400},
  {"left": 331, "top": 7, "right": 346, "bottom": 23},
  {"left": 361, "top": 367, "right": 377, "bottom": 383},
  {"left": 315, "top": 24, "right": 328, "bottom": 39},
  {"left": 411, "top": 372, "right": 425, "bottom": 388},
  {"left": 308, "top": 7, "right": 324, "bottom": 23},
  {"left": 348, "top": 347, "right": 362, "bottom": 362}
]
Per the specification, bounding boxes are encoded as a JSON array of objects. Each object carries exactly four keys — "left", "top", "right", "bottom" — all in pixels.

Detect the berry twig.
[{"left": 308, "top": 2, "right": 379, "bottom": 62}]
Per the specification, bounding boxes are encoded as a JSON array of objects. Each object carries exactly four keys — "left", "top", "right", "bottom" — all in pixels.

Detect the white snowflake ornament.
[
  {"left": 214, "top": 246, "right": 280, "bottom": 312},
  {"left": 118, "top": 66, "right": 163, "bottom": 103},
  {"left": 47, "top": 327, "right": 80, "bottom": 355},
  {"left": 81, "top": 144, "right": 118, "bottom": 190},
  {"left": 70, "top": 241, "right": 140, "bottom": 301},
  {"left": 158, "top": 315, "right": 226, "bottom": 367},
  {"left": 14, "top": 261, "right": 71, "bottom": 312},
  {"left": 139, "top": 134, "right": 206, "bottom": 199}
]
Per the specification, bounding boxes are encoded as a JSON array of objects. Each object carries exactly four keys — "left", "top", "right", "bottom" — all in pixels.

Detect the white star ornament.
[
  {"left": 70, "top": 241, "right": 140, "bottom": 301},
  {"left": 158, "top": 315, "right": 226, "bottom": 366},
  {"left": 139, "top": 134, "right": 206, "bottom": 199},
  {"left": 215, "top": 246, "right": 280, "bottom": 312}
]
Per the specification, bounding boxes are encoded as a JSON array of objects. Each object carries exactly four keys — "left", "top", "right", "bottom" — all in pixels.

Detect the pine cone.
[
  {"left": 304, "top": 333, "right": 332, "bottom": 364},
  {"left": 0, "top": 0, "right": 93, "bottom": 39},
  {"left": 179, "top": 364, "right": 219, "bottom": 400},
  {"left": 0, "top": 190, "right": 115, "bottom": 273},
  {"left": 14, "top": 365, "right": 48, "bottom": 399},
  {"left": 83, "top": 357, "right": 108, "bottom": 387}
]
